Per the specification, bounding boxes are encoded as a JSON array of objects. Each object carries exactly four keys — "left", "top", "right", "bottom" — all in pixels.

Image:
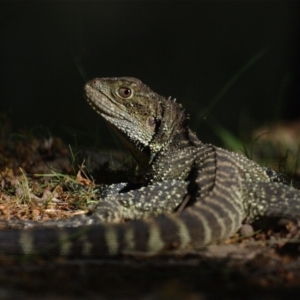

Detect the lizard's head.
[{"left": 84, "top": 77, "right": 186, "bottom": 168}]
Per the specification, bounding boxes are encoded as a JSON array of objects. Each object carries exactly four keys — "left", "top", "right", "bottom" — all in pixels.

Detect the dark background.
[{"left": 1, "top": 1, "right": 299, "bottom": 148}]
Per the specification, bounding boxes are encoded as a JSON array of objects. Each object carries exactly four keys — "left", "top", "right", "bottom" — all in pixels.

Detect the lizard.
[{"left": 0, "top": 77, "right": 300, "bottom": 257}]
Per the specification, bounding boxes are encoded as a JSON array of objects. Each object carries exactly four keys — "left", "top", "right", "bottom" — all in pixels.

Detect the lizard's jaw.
[{"left": 84, "top": 81, "right": 154, "bottom": 167}]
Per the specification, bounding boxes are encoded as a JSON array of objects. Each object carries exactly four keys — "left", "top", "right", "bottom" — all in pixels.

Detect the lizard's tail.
[{"left": 0, "top": 204, "right": 243, "bottom": 257}]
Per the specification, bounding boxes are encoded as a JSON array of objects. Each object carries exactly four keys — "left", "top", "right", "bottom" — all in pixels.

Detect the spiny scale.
[{"left": 0, "top": 77, "right": 300, "bottom": 256}]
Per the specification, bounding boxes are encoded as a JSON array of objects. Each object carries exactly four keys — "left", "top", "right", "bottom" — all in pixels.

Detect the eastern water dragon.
[{"left": 0, "top": 77, "right": 299, "bottom": 256}]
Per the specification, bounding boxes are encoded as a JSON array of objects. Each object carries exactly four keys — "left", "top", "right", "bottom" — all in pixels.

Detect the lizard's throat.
[{"left": 110, "top": 125, "right": 152, "bottom": 169}]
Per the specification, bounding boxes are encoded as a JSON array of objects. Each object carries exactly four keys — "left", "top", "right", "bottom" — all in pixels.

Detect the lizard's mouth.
[{"left": 84, "top": 83, "right": 119, "bottom": 119}]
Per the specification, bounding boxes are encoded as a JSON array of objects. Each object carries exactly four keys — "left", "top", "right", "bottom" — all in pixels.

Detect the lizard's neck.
[{"left": 146, "top": 127, "right": 203, "bottom": 183}]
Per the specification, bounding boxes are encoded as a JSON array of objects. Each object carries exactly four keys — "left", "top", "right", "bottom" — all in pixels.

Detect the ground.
[{"left": 0, "top": 122, "right": 300, "bottom": 299}]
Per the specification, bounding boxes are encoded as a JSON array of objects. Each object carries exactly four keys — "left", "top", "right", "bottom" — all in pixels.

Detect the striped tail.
[{"left": 0, "top": 208, "right": 238, "bottom": 257}]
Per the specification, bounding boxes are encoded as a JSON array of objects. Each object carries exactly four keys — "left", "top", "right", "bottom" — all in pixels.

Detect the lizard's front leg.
[
  {"left": 21, "top": 179, "right": 189, "bottom": 228},
  {"left": 91, "top": 179, "right": 190, "bottom": 223}
]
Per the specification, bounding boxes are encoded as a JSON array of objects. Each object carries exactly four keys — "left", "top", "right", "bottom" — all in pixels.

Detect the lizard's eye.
[{"left": 117, "top": 87, "right": 133, "bottom": 99}]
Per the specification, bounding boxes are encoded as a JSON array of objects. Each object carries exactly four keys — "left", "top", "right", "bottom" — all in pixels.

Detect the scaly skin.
[{"left": 0, "top": 77, "right": 299, "bottom": 257}]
